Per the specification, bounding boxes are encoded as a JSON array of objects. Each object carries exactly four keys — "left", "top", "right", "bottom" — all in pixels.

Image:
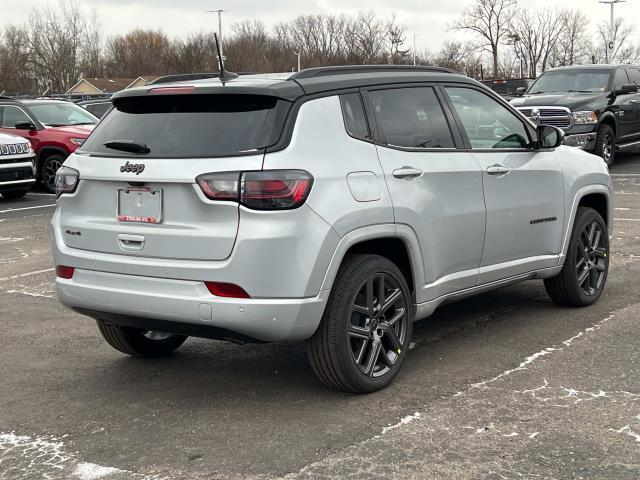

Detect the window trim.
[
  {"left": 360, "top": 83, "right": 462, "bottom": 152},
  {"left": 439, "top": 83, "right": 539, "bottom": 152}
]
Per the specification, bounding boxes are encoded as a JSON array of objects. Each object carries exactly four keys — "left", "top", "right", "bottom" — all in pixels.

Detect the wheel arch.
[
  {"left": 599, "top": 113, "right": 617, "bottom": 136},
  {"left": 36, "top": 146, "right": 69, "bottom": 171},
  {"left": 560, "top": 185, "right": 612, "bottom": 264},
  {"left": 319, "top": 224, "right": 424, "bottom": 302}
]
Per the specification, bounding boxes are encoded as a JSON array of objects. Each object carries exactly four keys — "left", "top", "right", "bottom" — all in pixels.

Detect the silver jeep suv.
[{"left": 51, "top": 66, "right": 613, "bottom": 393}]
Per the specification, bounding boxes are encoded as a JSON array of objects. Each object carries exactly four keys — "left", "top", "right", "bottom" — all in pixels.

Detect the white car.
[{"left": 0, "top": 131, "right": 35, "bottom": 199}]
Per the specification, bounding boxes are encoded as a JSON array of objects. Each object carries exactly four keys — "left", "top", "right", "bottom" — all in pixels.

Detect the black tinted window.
[
  {"left": 626, "top": 68, "right": 640, "bottom": 86},
  {"left": 90, "top": 103, "right": 111, "bottom": 118},
  {"left": 369, "top": 87, "right": 454, "bottom": 148},
  {"left": 81, "top": 94, "right": 287, "bottom": 157},
  {"left": 614, "top": 69, "right": 630, "bottom": 90},
  {"left": 339, "top": 93, "right": 369, "bottom": 140}
]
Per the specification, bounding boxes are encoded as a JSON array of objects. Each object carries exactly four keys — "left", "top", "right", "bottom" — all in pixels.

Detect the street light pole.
[
  {"left": 206, "top": 9, "right": 228, "bottom": 61},
  {"left": 413, "top": 34, "right": 420, "bottom": 66},
  {"left": 293, "top": 51, "right": 301, "bottom": 72},
  {"left": 599, "top": 0, "right": 625, "bottom": 62}
]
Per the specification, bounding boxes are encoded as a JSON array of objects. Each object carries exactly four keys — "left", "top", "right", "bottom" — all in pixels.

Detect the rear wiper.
[{"left": 104, "top": 140, "right": 150, "bottom": 154}]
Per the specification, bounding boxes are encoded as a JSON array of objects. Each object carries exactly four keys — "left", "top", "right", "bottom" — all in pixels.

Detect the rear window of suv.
[{"left": 81, "top": 94, "right": 289, "bottom": 157}]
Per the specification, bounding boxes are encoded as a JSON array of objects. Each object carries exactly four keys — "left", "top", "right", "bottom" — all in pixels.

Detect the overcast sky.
[{"left": 2, "top": 0, "right": 639, "bottom": 53}]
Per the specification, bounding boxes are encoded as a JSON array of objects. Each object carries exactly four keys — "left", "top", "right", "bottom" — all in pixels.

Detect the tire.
[
  {"left": 307, "top": 254, "right": 414, "bottom": 393},
  {"left": 544, "top": 207, "right": 609, "bottom": 307},
  {"left": 40, "top": 154, "right": 66, "bottom": 193},
  {"left": 593, "top": 123, "right": 615, "bottom": 166},
  {"left": 1, "top": 189, "right": 29, "bottom": 199},
  {"left": 96, "top": 320, "right": 187, "bottom": 358}
]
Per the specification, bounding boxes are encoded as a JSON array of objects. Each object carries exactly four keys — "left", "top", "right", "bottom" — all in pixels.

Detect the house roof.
[{"left": 66, "top": 78, "right": 137, "bottom": 94}]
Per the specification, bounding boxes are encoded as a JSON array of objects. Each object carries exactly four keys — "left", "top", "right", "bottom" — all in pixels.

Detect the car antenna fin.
[{"left": 214, "top": 33, "right": 238, "bottom": 83}]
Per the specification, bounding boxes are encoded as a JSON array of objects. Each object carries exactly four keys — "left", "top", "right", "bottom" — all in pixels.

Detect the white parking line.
[
  {"left": 0, "top": 204, "right": 56, "bottom": 214},
  {"left": 611, "top": 174, "right": 640, "bottom": 177},
  {"left": 0, "top": 268, "right": 54, "bottom": 282},
  {"left": 615, "top": 218, "right": 640, "bottom": 222}
]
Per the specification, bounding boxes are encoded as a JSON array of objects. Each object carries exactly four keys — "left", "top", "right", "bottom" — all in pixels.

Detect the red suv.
[{"left": 0, "top": 99, "right": 97, "bottom": 192}]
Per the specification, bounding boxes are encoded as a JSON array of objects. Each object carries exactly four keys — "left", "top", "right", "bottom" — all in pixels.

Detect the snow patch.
[
  {"left": 612, "top": 425, "right": 640, "bottom": 443},
  {"left": 381, "top": 412, "right": 421, "bottom": 435},
  {"left": 74, "top": 462, "right": 124, "bottom": 479}
]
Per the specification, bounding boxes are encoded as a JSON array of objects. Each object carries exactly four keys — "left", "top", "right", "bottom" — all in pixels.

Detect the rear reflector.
[
  {"left": 205, "top": 281, "right": 250, "bottom": 298},
  {"left": 56, "top": 265, "right": 75, "bottom": 279}
]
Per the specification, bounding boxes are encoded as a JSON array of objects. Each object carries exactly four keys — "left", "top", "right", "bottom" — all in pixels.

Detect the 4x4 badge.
[{"left": 120, "top": 161, "right": 145, "bottom": 175}]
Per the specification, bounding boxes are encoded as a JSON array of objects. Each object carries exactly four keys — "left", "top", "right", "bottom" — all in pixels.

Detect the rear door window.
[
  {"left": 368, "top": 87, "right": 455, "bottom": 149},
  {"left": 81, "top": 94, "right": 289, "bottom": 157}
]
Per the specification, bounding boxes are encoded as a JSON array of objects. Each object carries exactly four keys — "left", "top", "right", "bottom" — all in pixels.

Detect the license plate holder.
[{"left": 116, "top": 187, "right": 163, "bottom": 224}]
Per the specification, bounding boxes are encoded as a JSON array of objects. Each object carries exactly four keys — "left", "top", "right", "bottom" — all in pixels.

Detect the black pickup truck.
[{"left": 511, "top": 64, "right": 640, "bottom": 165}]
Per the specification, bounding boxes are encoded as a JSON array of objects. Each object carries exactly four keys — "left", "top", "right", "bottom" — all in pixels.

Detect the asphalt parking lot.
[{"left": 1, "top": 155, "right": 639, "bottom": 480}]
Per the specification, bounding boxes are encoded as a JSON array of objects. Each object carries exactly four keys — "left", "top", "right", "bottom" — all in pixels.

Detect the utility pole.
[
  {"left": 413, "top": 34, "right": 420, "bottom": 66},
  {"left": 599, "top": 0, "right": 625, "bottom": 62},
  {"left": 292, "top": 50, "right": 301, "bottom": 72},
  {"left": 206, "top": 9, "right": 228, "bottom": 61}
]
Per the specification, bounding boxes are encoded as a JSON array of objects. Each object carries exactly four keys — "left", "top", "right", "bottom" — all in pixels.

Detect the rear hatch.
[{"left": 59, "top": 92, "right": 290, "bottom": 261}]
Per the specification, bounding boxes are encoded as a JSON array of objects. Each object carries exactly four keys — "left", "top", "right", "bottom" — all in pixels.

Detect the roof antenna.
[{"left": 214, "top": 33, "right": 238, "bottom": 82}]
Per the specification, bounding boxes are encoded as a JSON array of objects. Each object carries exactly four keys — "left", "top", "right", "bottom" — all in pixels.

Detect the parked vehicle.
[
  {"left": 0, "top": 99, "right": 98, "bottom": 192},
  {"left": 51, "top": 65, "right": 613, "bottom": 393},
  {"left": 0, "top": 132, "right": 35, "bottom": 199},
  {"left": 511, "top": 64, "right": 640, "bottom": 165},
  {"left": 481, "top": 78, "right": 533, "bottom": 101},
  {"left": 78, "top": 98, "right": 112, "bottom": 118}
]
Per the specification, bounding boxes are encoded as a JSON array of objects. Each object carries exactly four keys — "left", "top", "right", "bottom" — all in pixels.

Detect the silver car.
[{"left": 51, "top": 66, "right": 613, "bottom": 393}]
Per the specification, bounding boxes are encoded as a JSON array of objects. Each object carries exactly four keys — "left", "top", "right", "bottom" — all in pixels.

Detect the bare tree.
[
  {"left": 453, "top": 0, "right": 517, "bottom": 78},
  {"left": 27, "top": 0, "right": 87, "bottom": 93},
  {"left": 509, "top": 8, "right": 564, "bottom": 78},
  {"left": 0, "top": 25, "right": 33, "bottom": 94},
  {"left": 105, "top": 29, "right": 175, "bottom": 77},
  {"left": 81, "top": 10, "right": 104, "bottom": 77},
  {"left": 596, "top": 17, "right": 639, "bottom": 64},
  {"left": 551, "top": 10, "right": 592, "bottom": 67}
]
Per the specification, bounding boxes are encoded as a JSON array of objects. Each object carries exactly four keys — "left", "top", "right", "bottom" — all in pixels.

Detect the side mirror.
[
  {"left": 14, "top": 121, "right": 36, "bottom": 131},
  {"left": 617, "top": 84, "right": 638, "bottom": 95},
  {"left": 515, "top": 86, "right": 527, "bottom": 96},
  {"left": 537, "top": 125, "right": 564, "bottom": 149}
]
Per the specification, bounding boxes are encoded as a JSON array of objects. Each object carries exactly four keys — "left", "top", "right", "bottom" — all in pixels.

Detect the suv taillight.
[
  {"left": 54, "top": 166, "right": 80, "bottom": 197},
  {"left": 197, "top": 170, "right": 313, "bottom": 210}
]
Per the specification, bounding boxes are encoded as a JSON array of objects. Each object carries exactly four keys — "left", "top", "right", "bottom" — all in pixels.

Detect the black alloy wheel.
[
  {"left": 42, "top": 155, "right": 65, "bottom": 193},
  {"left": 575, "top": 219, "right": 607, "bottom": 296},
  {"left": 347, "top": 273, "right": 409, "bottom": 378}
]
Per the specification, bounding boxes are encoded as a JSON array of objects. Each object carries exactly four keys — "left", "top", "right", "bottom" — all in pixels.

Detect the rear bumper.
[{"left": 56, "top": 269, "right": 328, "bottom": 342}]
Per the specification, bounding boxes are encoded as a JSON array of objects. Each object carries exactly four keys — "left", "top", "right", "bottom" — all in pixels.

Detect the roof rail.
[{"left": 289, "top": 65, "right": 461, "bottom": 80}]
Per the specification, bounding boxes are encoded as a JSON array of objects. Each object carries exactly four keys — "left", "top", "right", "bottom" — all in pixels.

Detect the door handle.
[
  {"left": 486, "top": 164, "right": 511, "bottom": 176},
  {"left": 392, "top": 167, "right": 423, "bottom": 179},
  {"left": 631, "top": 99, "right": 639, "bottom": 104}
]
